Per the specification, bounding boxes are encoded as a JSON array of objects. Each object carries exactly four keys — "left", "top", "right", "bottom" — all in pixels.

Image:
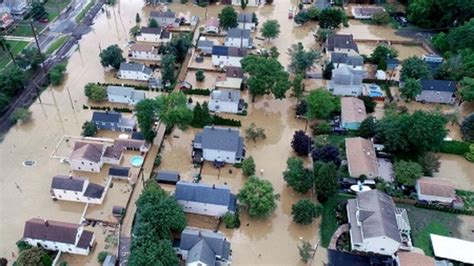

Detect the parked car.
[{"left": 393, "top": 12, "right": 407, "bottom": 27}]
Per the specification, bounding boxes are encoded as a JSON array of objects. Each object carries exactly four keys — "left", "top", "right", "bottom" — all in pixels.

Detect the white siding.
[
  {"left": 212, "top": 55, "right": 242, "bottom": 68},
  {"left": 208, "top": 100, "right": 239, "bottom": 114},
  {"left": 361, "top": 236, "right": 400, "bottom": 256},
  {"left": 238, "top": 22, "right": 256, "bottom": 31},
  {"left": 24, "top": 237, "right": 93, "bottom": 256},
  {"left": 118, "top": 70, "right": 152, "bottom": 81},
  {"left": 130, "top": 50, "right": 162, "bottom": 61},
  {"left": 203, "top": 149, "right": 238, "bottom": 164},
  {"left": 70, "top": 159, "right": 102, "bottom": 173},
  {"left": 205, "top": 25, "right": 219, "bottom": 33},
  {"left": 136, "top": 33, "right": 161, "bottom": 43},
  {"left": 178, "top": 201, "right": 229, "bottom": 217}
]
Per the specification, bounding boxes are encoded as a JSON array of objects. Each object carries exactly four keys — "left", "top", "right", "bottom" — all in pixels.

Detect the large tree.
[
  {"left": 400, "top": 56, "right": 431, "bottom": 81},
  {"left": 161, "top": 54, "right": 176, "bottom": 84},
  {"left": 318, "top": 8, "right": 347, "bottom": 29},
  {"left": 400, "top": 78, "right": 422, "bottom": 101},
  {"left": 418, "top": 152, "right": 441, "bottom": 176},
  {"left": 156, "top": 92, "right": 193, "bottom": 130},
  {"left": 241, "top": 156, "right": 256, "bottom": 176},
  {"left": 283, "top": 157, "right": 313, "bottom": 194},
  {"left": 306, "top": 90, "right": 338, "bottom": 120},
  {"left": 460, "top": 77, "right": 474, "bottom": 102},
  {"left": 99, "top": 45, "right": 125, "bottom": 69},
  {"left": 238, "top": 176, "right": 279, "bottom": 218},
  {"left": 166, "top": 33, "right": 193, "bottom": 63},
  {"left": 218, "top": 6, "right": 238, "bottom": 30},
  {"left": 261, "top": 20, "right": 280, "bottom": 41},
  {"left": 84, "top": 83, "right": 107, "bottom": 102},
  {"left": 291, "top": 199, "right": 322, "bottom": 225},
  {"left": 129, "top": 239, "right": 179, "bottom": 266},
  {"left": 136, "top": 99, "right": 158, "bottom": 141},
  {"left": 291, "top": 130, "right": 313, "bottom": 156},
  {"left": 359, "top": 116, "right": 377, "bottom": 139},
  {"left": 461, "top": 113, "right": 474, "bottom": 142},
  {"left": 313, "top": 162, "right": 338, "bottom": 202},
  {"left": 407, "top": 0, "right": 474, "bottom": 29},
  {"left": 16, "top": 247, "right": 51, "bottom": 266},
  {"left": 81, "top": 121, "right": 97, "bottom": 137},
  {"left": 394, "top": 160, "right": 423, "bottom": 186},
  {"left": 311, "top": 144, "right": 341, "bottom": 166},
  {"left": 191, "top": 101, "right": 212, "bottom": 128},
  {"left": 288, "top": 42, "right": 320, "bottom": 74},
  {"left": 370, "top": 45, "right": 398, "bottom": 66},
  {"left": 241, "top": 55, "right": 290, "bottom": 101}
]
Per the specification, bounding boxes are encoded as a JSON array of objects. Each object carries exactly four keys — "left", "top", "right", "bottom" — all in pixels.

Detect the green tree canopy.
[
  {"left": 313, "top": 161, "right": 338, "bottom": 202},
  {"left": 148, "top": 18, "right": 159, "bottom": 28},
  {"left": 400, "top": 56, "right": 431, "bottom": 81},
  {"left": 407, "top": 0, "right": 474, "bottom": 29},
  {"left": 461, "top": 113, "right": 474, "bottom": 142},
  {"left": 306, "top": 89, "right": 338, "bottom": 119},
  {"left": 99, "top": 44, "right": 125, "bottom": 69},
  {"left": 136, "top": 99, "right": 158, "bottom": 141},
  {"left": 288, "top": 42, "right": 321, "bottom": 75},
  {"left": 359, "top": 116, "right": 377, "bottom": 139},
  {"left": 291, "top": 199, "right": 322, "bottom": 225},
  {"left": 81, "top": 121, "right": 97, "bottom": 137},
  {"left": 241, "top": 156, "right": 256, "bottom": 176},
  {"left": 84, "top": 83, "right": 107, "bottom": 102},
  {"left": 161, "top": 54, "right": 176, "bottom": 83},
  {"left": 460, "top": 77, "right": 474, "bottom": 102},
  {"left": 238, "top": 176, "right": 279, "bottom": 218},
  {"left": 372, "top": 11, "right": 390, "bottom": 25},
  {"left": 318, "top": 8, "right": 347, "bottom": 29},
  {"left": 370, "top": 45, "right": 398, "bottom": 66},
  {"left": 16, "top": 247, "right": 51, "bottom": 266},
  {"left": 156, "top": 92, "right": 193, "bottom": 130},
  {"left": 394, "top": 160, "right": 423, "bottom": 186},
  {"left": 49, "top": 63, "right": 67, "bottom": 86},
  {"left": 400, "top": 78, "right": 422, "bottom": 101},
  {"left": 218, "top": 6, "right": 238, "bottom": 30},
  {"left": 283, "top": 157, "right": 313, "bottom": 194},
  {"left": 261, "top": 20, "right": 280, "bottom": 41}
]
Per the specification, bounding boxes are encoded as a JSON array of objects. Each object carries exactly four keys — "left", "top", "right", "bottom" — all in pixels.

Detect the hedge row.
[
  {"left": 439, "top": 140, "right": 470, "bottom": 155},
  {"left": 96, "top": 82, "right": 150, "bottom": 91},
  {"left": 414, "top": 202, "right": 474, "bottom": 216},
  {"left": 183, "top": 88, "right": 211, "bottom": 95},
  {"left": 83, "top": 105, "right": 133, "bottom": 113},
  {"left": 213, "top": 115, "right": 241, "bottom": 127}
]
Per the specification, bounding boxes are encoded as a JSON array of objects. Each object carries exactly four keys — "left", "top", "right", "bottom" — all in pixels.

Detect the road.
[{"left": 0, "top": 0, "right": 106, "bottom": 133}]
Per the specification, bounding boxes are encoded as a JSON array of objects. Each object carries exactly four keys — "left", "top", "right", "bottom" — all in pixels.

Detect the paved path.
[
  {"left": 328, "top": 224, "right": 349, "bottom": 250},
  {"left": 2, "top": 36, "right": 34, "bottom": 42}
]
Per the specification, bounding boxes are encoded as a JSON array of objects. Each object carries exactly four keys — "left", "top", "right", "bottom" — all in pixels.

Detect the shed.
[
  {"left": 430, "top": 234, "right": 474, "bottom": 264},
  {"left": 155, "top": 170, "right": 180, "bottom": 185}
]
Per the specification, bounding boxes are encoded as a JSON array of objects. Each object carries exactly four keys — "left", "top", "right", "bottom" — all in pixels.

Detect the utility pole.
[{"left": 30, "top": 19, "right": 42, "bottom": 55}]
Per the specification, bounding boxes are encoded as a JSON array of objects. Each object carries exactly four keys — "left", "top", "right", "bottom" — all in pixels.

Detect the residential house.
[
  {"left": 204, "top": 18, "right": 219, "bottom": 33},
  {"left": 0, "top": 10, "right": 13, "bottom": 30},
  {"left": 422, "top": 54, "right": 443, "bottom": 74},
  {"left": 237, "top": 12, "right": 255, "bottom": 31},
  {"left": 3, "top": 0, "right": 28, "bottom": 19},
  {"left": 149, "top": 11, "right": 179, "bottom": 28},
  {"left": 345, "top": 137, "right": 378, "bottom": 178},
  {"left": 215, "top": 67, "right": 244, "bottom": 90},
  {"left": 314, "top": 0, "right": 331, "bottom": 10},
  {"left": 232, "top": 0, "right": 259, "bottom": 6},
  {"left": 50, "top": 175, "right": 107, "bottom": 204},
  {"left": 192, "top": 126, "right": 245, "bottom": 164},
  {"left": 136, "top": 27, "right": 172, "bottom": 44},
  {"left": 326, "top": 34, "right": 359, "bottom": 58},
  {"left": 212, "top": 46, "right": 247, "bottom": 68},
  {"left": 108, "top": 166, "right": 130, "bottom": 180},
  {"left": 23, "top": 218, "right": 95, "bottom": 256},
  {"left": 176, "top": 227, "right": 232, "bottom": 265},
  {"left": 129, "top": 43, "right": 162, "bottom": 62},
  {"left": 91, "top": 111, "right": 136, "bottom": 132},
  {"left": 155, "top": 170, "right": 180, "bottom": 185},
  {"left": 224, "top": 28, "right": 252, "bottom": 48},
  {"left": 416, "top": 177, "right": 456, "bottom": 204},
  {"left": 117, "top": 62, "right": 153, "bottom": 81},
  {"left": 351, "top": 6, "right": 385, "bottom": 19},
  {"left": 386, "top": 58, "right": 400, "bottom": 71},
  {"left": 107, "top": 86, "right": 146, "bottom": 105},
  {"left": 328, "top": 65, "right": 364, "bottom": 96},
  {"left": 415, "top": 79, "right": 456, "bottom": 104},
  {"left": 330, "top": 52, "right": 365, "bottom": 71},
  {"left": 114, "top": 138, "right": 150, "bottom": 153},
  {"left": 102, "top": 145, "right": 124, "bottom": 165},
  {"left": 69, "top": 142, "right": 106, "bottom": 173},
  {"left": 341, "top": 97, "right": 367, "bottom": 130},
  {"left": 209, "top": 89, "right": 244, "bottom": 114},
  {"left": 175, "top": 181, "right": 237, "bottom": 217},
  {"left": 197, "top": 37, "right": 214, "bottom": 55},
  {"left": 347, "top": 190, "right": 411, "bottom": 256}
]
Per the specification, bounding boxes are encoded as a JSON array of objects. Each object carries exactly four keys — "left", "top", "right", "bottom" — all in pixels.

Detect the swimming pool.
[{"left": 130, "top": 156, "right": 144, "bottom": 167}]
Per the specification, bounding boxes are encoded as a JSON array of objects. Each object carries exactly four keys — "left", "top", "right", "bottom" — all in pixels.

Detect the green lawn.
[
  {"left": 46, "top": 36, "right": 68, "bottom": 56},
  {"left": 457, "top": 190, "right": 474, "bottom": 211},
  {"left": 412, "top": 221, "right": 449, "bottom": 256},
  {"left": 75, "top": 0, "right": 95, "bottom": 23},
  {"left": 0, "top": 41, "right": 29, "bottom": 69},
  {"left": 10, "top": 24, "right": 34, "bottom": 37},
  {"left": 320, "top": 194, "right": 354, "bottom": 248},
  {"left": 44, "top": 0, "right": 73, "bottom": 22}
]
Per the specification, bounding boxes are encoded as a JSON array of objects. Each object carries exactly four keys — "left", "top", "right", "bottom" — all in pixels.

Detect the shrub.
[
  {"left": 10, "top": 107, "right": 32, "bottom": 124},
  {"left": 97, "top": 251, "right": 109, "bottom": 263},
  {"left": 223, "top": 212, "right": 240, "bottom": 228},
  {"left": 182, "top": 88, "right": 211, "bottom": 95},
  {"left": 213, "top": 115, "right": 241, "bottom": 127},
  {"left": 439, "top": 140, "right": 470, "bottom": 155},
  {"left": 49, "top": 63, "right": 67, "bottom": 86},
  {"left": 81, "top": 121, "right": 97, "bottom": 137},
  {"left": 241, "top": 156, "right": 256, "bottom": 176},
  {"left": 312, "top": 121, "right": 331, "bottom": 135},
  {"left": 195, "top": 70, "right": 205, "bottom": 82},
  {"left": 292, "top": 199, "right": 322, "bottom": 225},
  {"left": 16, "top": 240, "right": 32, "bottom": 252}
]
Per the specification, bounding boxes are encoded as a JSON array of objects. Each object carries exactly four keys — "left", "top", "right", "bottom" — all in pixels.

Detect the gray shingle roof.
[
  {"left": 331, "top": 65, "right": 363, "bottom": 86},
  {"left": 211, "top": 90, "right": 241, "bottom": 102},
  {"left": 119, "top": 63, "right": 152, "bottom": 75},
  {"left": 156, "top": 170, "right": 180, "bottom": 182},
  {"left": 195, "top": 126, "right": 243, "bottom": 153},
  {"left": 197, "top": 40, "right": 214, "bottom": 48},
  {"left": 327, "top": 34, "right": 359, "bottom": 53},
  {"left": 51, "top": 175, "right": 85, "bottom": 192},
  {"left": 23, "top": 218, "right": 84, "bottom": 245},
  {"left": 83, "top": 183, "right": 105, "bottom": 199},
  {"left": 150, "top": 11, "right": 176, "bottom": 18},
  {"left": 107, "top": 86, "right": 146, "bottom": 102},
  {"left": 227, "top": 28, "right": 251, "bottom": 39},
  {"left": 331, "top": 53, "right": 363, "bottom": 67},
  {"left": 187, "top": 239, "right": 216, "bottom": 265},
  {"left": 175, "top": 181, "right": 235, "bottom": 207},
  {"left": 420, "top": 79, "right": 456, "bottom": 93},
  {"left": 140, "top": 26, "right": 162, "bottom": 35},
  {"left": 180, "top": 227, "right": 231, "bottom": 261},
  {"left": 70, "top": 142, "right": 104, "bottom": 163},
  {"left": 238, "top": 13, "right": 253, "bottom": 23},
  {"left": 92, "top": 111, "right": 121, "bottom": 123}
]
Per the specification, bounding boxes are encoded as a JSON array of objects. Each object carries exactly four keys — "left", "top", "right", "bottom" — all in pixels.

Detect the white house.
[
  {"left": 345, "top": 137, "right": 378, "bottom": 179},
  {"left": 416, "top": 177, "right": 456, "bottom": 204},
  {"left": 232, "top": 0, "right": 260, "bottom": 6},
  {"left": 209, "top": 89, "right": 244, "bottom": 114},
  {"left": 328, "top": 65, "right": 364, "bottom": 96},
  {"left": 204, "top": 18, "right": 219, "bottom": 34},
  {"left": 347, "top": 190, "right": 411, "bottom": 257},
  {"left": 149, "top": 11, "right": 179, "bottom": 28},
  {"left": 351, "top": 6, "right": 385, "bottom": 19},
  {"left": 23, "top": 218, "right": 95, "bottom": 256},
  {"left": 91, "top": 111, "right": 136, "bottom": 133},
  {"left": 129, "top": 43, "right": 162, "bottom": 62},
  {"left": 107, "top": 86, "right": 146, "bottom": 105},
  {"left": 212, "top": 45, "right": 247, "bottom": 68},
  {"left": 118, "top": 62, "right": 153, "bottom": 81},
  {"left": 326, "top": 34, "right": 359, "bottom": 58},
  {"left": 176, "top": 227, "right": 232, "bottom": 266},
  {"left": 136, "top": 27, "right": 172, "bottom": 44},
  {"left": 192, "top": 126, "right": 245, "bottom": 164},
  {"left": 69, "top": 142, "right": 106, "bottom": 173},
  {"left": 50, "top": 175, "right": 108, "bottom": 205},
  {"left": 175, "top": 181, "right": 237, "bottom": 217},
  {"left": 224, "top": 28, "right": 252, "bottom": 48},
  {"left": 237, "top": 12, "right": 255, "bottom": 31},
  {"left": 215, "top": 67, "right": 244, "bottom": 90}
]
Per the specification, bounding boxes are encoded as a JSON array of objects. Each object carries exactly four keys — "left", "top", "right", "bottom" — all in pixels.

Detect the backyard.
[{"left": 320, "top": 194, "right": 354, "bottom": 248}]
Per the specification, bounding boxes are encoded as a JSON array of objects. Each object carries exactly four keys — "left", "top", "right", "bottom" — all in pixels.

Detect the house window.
[
  {"left": 58, "top": 195, "right": 62, "bottom": 198},
  {"left": 89, "top": 162, "right": 92, "bottom": 166},
  {"left": 91, "top": 168, "right": 94, "bottom": 171},
  {"left": 81, "top": 162, "right": 84, "bottom": 165},
  {"left": 68, "top": 248, "right": 72, "bottom": 251},
  {"left": 78, "top": 167, "right": 81, "bottom": 170}
]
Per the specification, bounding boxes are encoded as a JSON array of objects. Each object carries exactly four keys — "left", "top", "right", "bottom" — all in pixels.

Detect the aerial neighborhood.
[{"left": 1, "top": 0, "right": 474, "bottom": 265}]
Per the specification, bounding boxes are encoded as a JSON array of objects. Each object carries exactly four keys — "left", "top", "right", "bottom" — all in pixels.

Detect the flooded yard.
[
  {"left": 436, "top": 154, "right": 474, "bottom": 191},
  {"left": 357, "top": 42, "right": 428, "bottom": 59},
  {"left": 338, "top": 19, "right": 409, "bottom": 41}
]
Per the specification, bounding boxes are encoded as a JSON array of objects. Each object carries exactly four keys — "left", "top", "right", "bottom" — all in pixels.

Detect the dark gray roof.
[
  {"left": 140, "top": 26, "right": 162, "bottom": 35},
  {"left": 156, "top": 170, "right": 180, "bottom": 182},
  {"left": 187, "top": 239, "right": 216, "bottom": 265},
  {"left": 331, "top": 65, "right": 363, "bottom": 86},
  {"left": 331, "top": 53, "right": 363, "bottom": 66},
  {"left": 109, "top": 167, "right": 130, "bottom": 177},
  {"left": 175, "top": 181, "right": 235, "bottom": 207},
  {"left": 197, "top": 40, "right": 214, "bottom": 48},
  {"left": 119, "top": 63, "right": 153, "bottom": 75},
  {"left": 195, "top": 126, "right": 244, "bottom": 153},
  {"left": 226, "top": 67, "right": 243, "bottom": 78},
  {"left": 327, "top": 34, "right": 359, "bottom": 53},
  {"left": 83, "top": 183, "right": 105, "bottom": 199},
  {"left": 70, "top": 142, "right": 104, "bottom": 163},
  {"left": 420, "top": 79, "right": 456, "bottom": 93},
  {"left": 150, "top": 11, "right": 175, "bottom": 18},
  {"left": 348, "top": 190, "right": 401, "bottom": 243},
  {"left": 180, "top": 227, "right": 231, "bottom": 261},
  {"left": 227, "top": 28, "right": 251, "bottom": 39},
  {"left": 238, "top": 13, "right": 253, "bottom": 23},
  {"left": 132, "top": 132, "right": 145, "bottom": 140},
  {"left": 92, "top": 111, "right": 121, "bottom": 123},
  {"left": 213, "top": 46, "right": 247, "bottom": 57},
  {"left": 314, "top": 0, "right": 331, "bottom": 10},
  {"left": 386, "top": 58, "right": 400, "bottom": 66},
  {"left": 23, "top": 218, "right": 85, "bottom": 245},
  {"left": 51, "top": 175, "right": 85, "bottom": 191}
]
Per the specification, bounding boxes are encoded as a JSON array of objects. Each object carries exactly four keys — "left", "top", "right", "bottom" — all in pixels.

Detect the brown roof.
[
  {"left": 417, "top": 177, "right": 455, "bottom": 198},
  {"left": 341, "top": 97, "right": 366, "bottom": 124},
  {"left": 77, "top": 230, "right": 94, "bottom": 249},
  {"left": 130, "top": 43, "right": 155, "bottom": 52},
  {"left": 103, "top": 145, "right": 124, "bottom": 160},
  {"left": 23, "top": 218, "right": 80, "bottom": 244},
  {"left": 70, "top": 142, "right": 104, "bottom": 163},
  {"left": 398, "top": 252, "right": 435, "bottom": 266},
  {"left": 226, "top": 67, "right": 243, "bottom": 78},
  {"left": 345, "top": 137, "right": 378, "bottom": 177}
]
